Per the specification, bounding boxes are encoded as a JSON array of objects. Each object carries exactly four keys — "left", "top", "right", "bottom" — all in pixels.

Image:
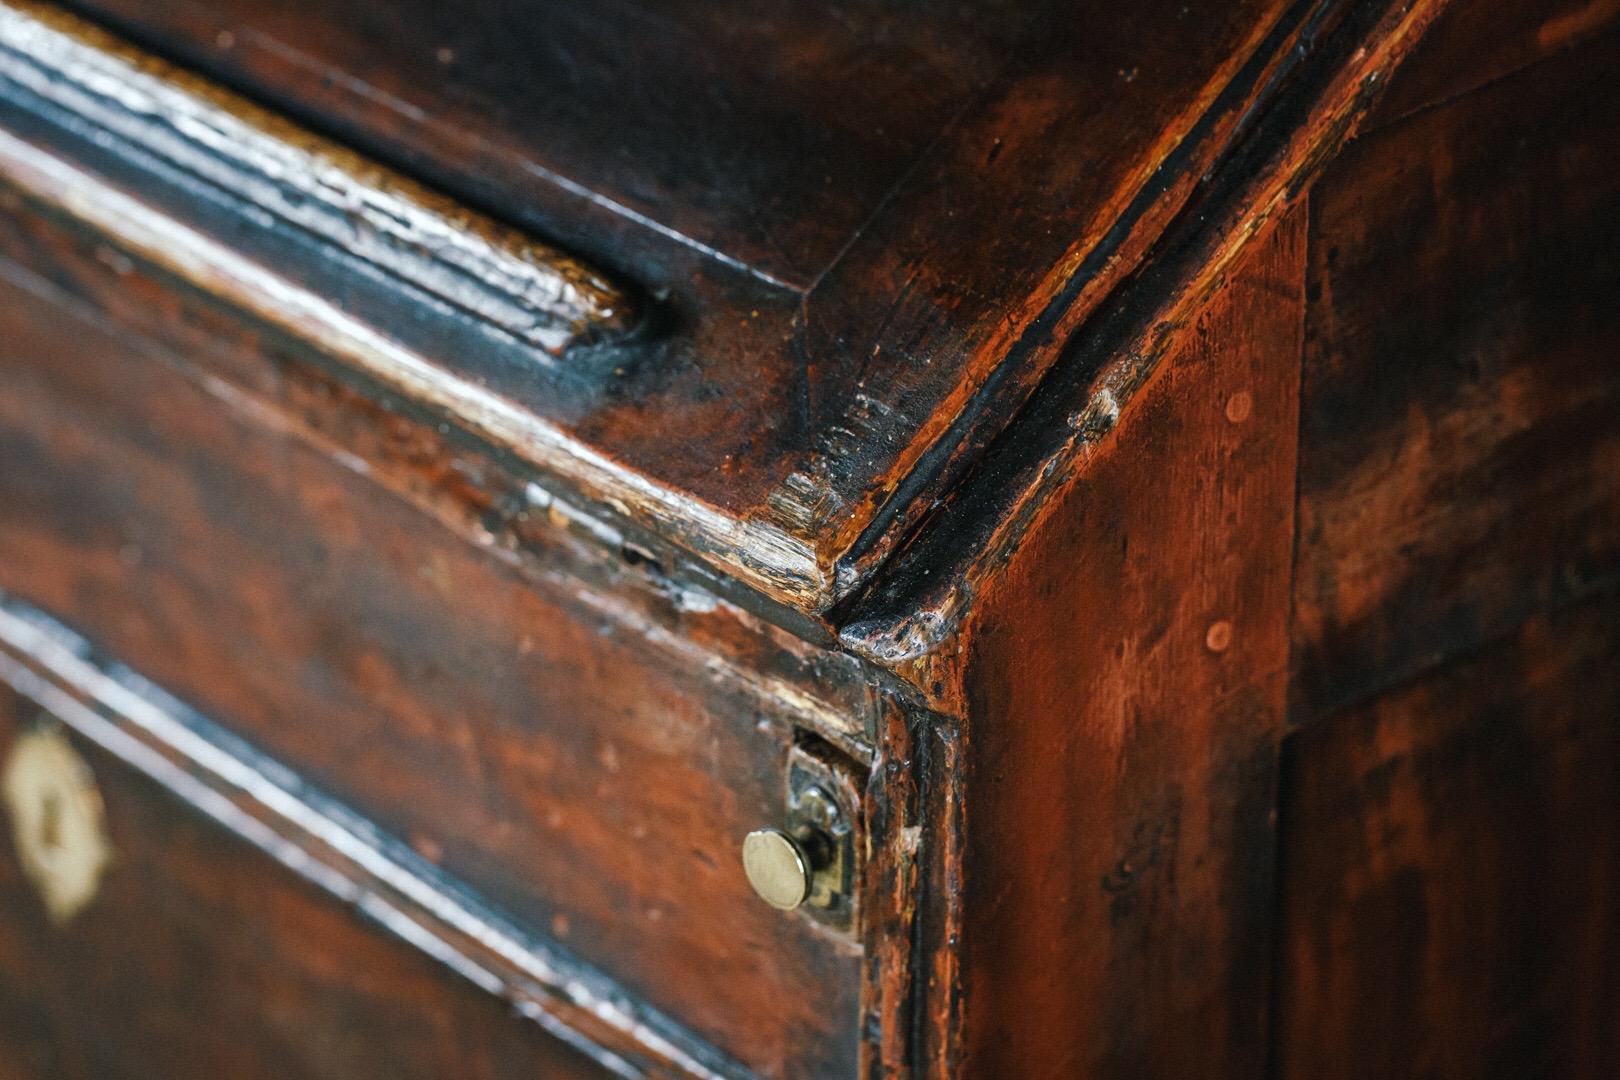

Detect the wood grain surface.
[
  {"left": 0, "top": 592, "right": 732, "bottom": 1078},
  {"left": 954, "top": 210, "right": 1307, "bottom": 1079},
  {"left": 0, "top": 685, "right": 616, "bottom": 1080},
  {"left": 37, "top": 0, "right": 1405, "bottom": 611},
  {"left": 0, "top": 259, "right": 865, "bottom": 1078},
  {"left": 1292, "top": 24, "right": 1620, "bottom": 722},
  {"left": 1273, "top": 594, "right": 1620, "bottom": 1080},
  {"left": 0, "top": 0, "right": 1614, "bottom": 1077},
  {"left": 840, "top": 0, "right": 1452, "bottom": 696}
]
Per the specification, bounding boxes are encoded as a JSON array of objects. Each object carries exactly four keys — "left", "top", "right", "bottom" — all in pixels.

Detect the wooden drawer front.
[
  {"left": 0, "top": 253, "right": 866, "bottom": 1075},
  {"left": 0, "top": 667, "right": 614, "bottom": 1080}
]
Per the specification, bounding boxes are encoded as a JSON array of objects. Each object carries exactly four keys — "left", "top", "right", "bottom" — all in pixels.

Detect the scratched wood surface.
[
  {"left": 0, "top": 0, "right": 1615, "bottom": 1076},
  {"left": 43, "top": 0, "right": 1351, "bottom": 610},
  {"left": 1272, "top": 594, "right": 1620, "bottom": 1080},
  {"left": 835, "top": 0, "right": 1452, "bottom": 682},
  {"left": 841, "top": 1, "right": 1619, "bottom": 1074},
  {"left": 0, "top": 686, "right": 614, "bottom": 1080}
]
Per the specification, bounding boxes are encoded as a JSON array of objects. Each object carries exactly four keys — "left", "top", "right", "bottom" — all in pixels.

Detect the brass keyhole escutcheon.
[{"left": 3, "top": 725, "right": 112, "bottom": 924}]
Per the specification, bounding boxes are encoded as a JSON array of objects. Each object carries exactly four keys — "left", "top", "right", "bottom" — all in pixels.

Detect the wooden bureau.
[{"left": 0, "top": 0, "right": 1614, "bottom": 1076}]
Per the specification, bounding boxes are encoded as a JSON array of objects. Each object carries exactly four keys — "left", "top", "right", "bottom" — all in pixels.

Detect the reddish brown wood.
[
  {"left": 838, "top": 0, "right": 1453, "bottom": 687},
  {"left": 856, "top": 700, "right": 964, "bottom": 1080},
  {"left": 1264, "top": 19, "right": 1620, "bottom": 1079},
  {"left": 1272, "top": 595, "right": 1620, "bottom": 1080},
  {"left": 0, "top": 0, "right": 1615, "bottom": 1076},
  {"left": 0, "top": 687, "right": 612, "bottom": 1080},
  {"left": 0, "top": 169, "right": 877, "bottom": 747},
  {"left": 953, "top": 210, "right": 1307, "bottom": 1078},
  {"left": 1291, "top": 24, "right": 1620, "bottom": 722},
  {"left": 0, "top": 263, "right": 864, "bottom": 1078},
  {"left": 1366, "top": 0, "right": 1620, "bottom": 129}
]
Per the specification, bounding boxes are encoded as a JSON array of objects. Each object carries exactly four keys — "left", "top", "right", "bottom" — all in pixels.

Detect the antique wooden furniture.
[{"left": 0, "top": 0, "right": 1614, "bottom": 1076}]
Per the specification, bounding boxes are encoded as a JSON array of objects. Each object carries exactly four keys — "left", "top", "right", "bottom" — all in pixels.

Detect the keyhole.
[{"left": 38, "top": 789, "right": 63, "bottom": 852}]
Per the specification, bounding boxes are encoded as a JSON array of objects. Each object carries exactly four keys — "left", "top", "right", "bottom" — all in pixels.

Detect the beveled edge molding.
[
  {"left": 0, "top": 0, "right": 634, "bottom": 357},
  {"left": 0, "top": 118, "right": 826, "bottom": 608},
  {"left": 0, "top": 591, "right": 752, "bottom": 1080},
  {"left": 0, "top": 0, "right": 838, "bottom": 616},
  {"left": 839, "top": 0, "right": 1456, "bottom": 693}
]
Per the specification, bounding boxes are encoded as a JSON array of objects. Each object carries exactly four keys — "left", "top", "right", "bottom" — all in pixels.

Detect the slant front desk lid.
[{"left": 37, "top": 0, "right": 1334, "bottom": 611}]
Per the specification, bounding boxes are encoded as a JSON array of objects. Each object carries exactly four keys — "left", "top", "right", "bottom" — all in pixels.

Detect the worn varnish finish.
[
  {"left": 0, "top": 2, "right": 635, "bottom": 357},
  {"left": 1273, "top": 595, "right": 1620, "bottom": 1080},
  {"left": 0, "top": 0, "right": 1616, "bottom": 1077},
  {"left": 0, "top": 595, "right": 724, "bottom": 1077},
  {"left": 0, "top": 162, "right": 876, "bottom": 746},
  {"left": 846, "top": 0, "right": 1615, "bottom": 1073},
  {"left": 22, "top": 0, "right": 1441, "bottom": 610},
  {"left": 66, "top": 0, "right": 1035, "bottom": 291},
  {"left": 1264, "top": 25, "right": 1620, "bottom": 1077},
  {"left": 839, "top": 0, "right": 1452, "bottom": 675}
]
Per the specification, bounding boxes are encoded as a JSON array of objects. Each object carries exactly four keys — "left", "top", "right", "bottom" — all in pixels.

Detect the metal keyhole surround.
[
  {"left": 3, "top": 725, "right": 112, "bottom": 924},
  {"left": 740, "top": 743, "right": 859, "bottom": 930}
]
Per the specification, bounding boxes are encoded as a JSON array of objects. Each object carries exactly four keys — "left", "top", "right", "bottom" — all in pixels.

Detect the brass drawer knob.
[
  {"left": 742, "top": 780, "right": 848, "bottom": 913},
  {"left": 741, "top": 827, "right": 816, "bottom": 910},
  {"left": 743, "top": 770, "right": 856, "bottom": 924}
]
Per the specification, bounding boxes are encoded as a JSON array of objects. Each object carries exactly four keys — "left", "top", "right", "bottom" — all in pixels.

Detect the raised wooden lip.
[
  {"left": 0, "top": 590, "right": 753, "bottom": 1080},
  {"left": 0, "top": 0, "right": 634, "bottom": 358}
]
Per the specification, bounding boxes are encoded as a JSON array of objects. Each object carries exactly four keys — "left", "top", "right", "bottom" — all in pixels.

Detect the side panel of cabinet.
[
  {"left": 1272, "top": 19, "right": 1620, "bottom": 1080},
  {"left": 1291, "top": 22, "right": 1620, "bottom": 724},
  {"left": 956, "top": 211, "right": 1306, "bottom": 1078},
  {"left": 1271, "top": 595, "right": 1620, "bottom": 1079}
]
